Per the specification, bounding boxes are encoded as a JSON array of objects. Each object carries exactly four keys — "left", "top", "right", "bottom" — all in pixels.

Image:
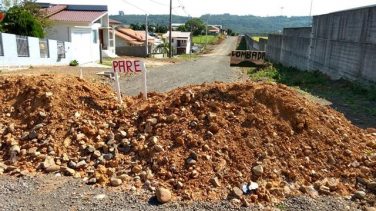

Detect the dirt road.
[{"left": 118, "top": 37, "right": 241, "bottom": 96}]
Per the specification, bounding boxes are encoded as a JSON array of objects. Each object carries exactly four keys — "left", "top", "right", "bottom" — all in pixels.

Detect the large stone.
[
  {"left": 156, "top": 188, "right": 171, "bottom": 203},
  {"left": 354, "top": 190, "right": 366, "bottom": 199},
  {"left": 110, "top": 178, "right": 122, "bottom": 187},
  {"left": 367, "top": 182, "right": 376, "bottom": 190},
  {"left": 210, "top": 177, "right": 221, "bottom": 187},
  {"left": 365, "top": 207, "right": 376, "bottom": 211},
  {"left": 45, "top": 164, "right": 60, "bottom": 173},
  {"left": 252, "top": 165, "right": 263, "bottom": 176},
  {"left": 132, "top": 165, "right": 142, "bottom": 173},
  {"left": 76, "top": 160, "right": 87, "bottom": 169},
  {"left": 230, "top": 187, "right": 243, "bottom": 199},
  {"left": 43, "top": 156, "right": 55, "bottom": 169}
]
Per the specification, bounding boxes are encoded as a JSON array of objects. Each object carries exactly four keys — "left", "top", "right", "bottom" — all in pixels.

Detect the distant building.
[{"left": 119, "top": 11, "right": 124, "bottom": 16}]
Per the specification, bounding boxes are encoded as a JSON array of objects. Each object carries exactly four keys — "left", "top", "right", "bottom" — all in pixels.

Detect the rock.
[
  {"left": 154, "top": 145, "right": 164, "bottom": 152},
  {"left": 110, "top": 178, "right": 122, "bottom": 187},
  {"left": 155, "top": 188, "right": 171, "bottom": 203},
  {"left": 210, "top": 177, "right": 221, "bottom": 187},
  {"left": 45, "top": 164, "right": 60, "bottom": 173},
  {"left": 175, "top": 137, "right": 185, "bottom": 146},
  {"left": 45, "top": 92, "right": 53, "bottom": 97},
  {"left": 319, "top": 186, "right": 331, "bottom": 195},
  {"left": 68, "top": 160, "right": 77, "bottom": 169},
  {"left": 76, "top": 160, "right": 87, "bottom": 169},
  {"left": 61, "top": 167, "right": 76, "bottom": 176},
  {"left": 186, "top": 158, "right": 196, "bottom": 165},
  {"left": 146, "top": 118, "right": 158, "bottom": 125},
  {"left": 119, "top": 130, "right": 127, "bottom": 138},
  {"left": 207, "top": 112, "right": 216, "bottom": 121},
  {"left": 132, "top": 165, "right": 142, "bottom": 174},
  {"left": 76, "top": 133, "right": 86, "bottom": 141},
  {"left": 252, "top": 165, "right": 263, "bottom": 176},
  {"left": 86, "top": 145, "right": 95, "bottom": 153},
  {"left": 366, "top": 128, "right": 376, "bottom": 133},
  {"left": 230, "top": 187, "right": 243, "bottom": 199},
  {"left": 327, "top": 178, "right": 339, "bottom": 191},
  {"left": 43, "top": 156, "right": 55, "bottom": 169},
  {"left": 10, "top": 145, "right": 20, "bottom": 154},
  {"left": 89, "top": 178, "right": 97, "bottom": 184},
  {"left": 327, "top": 155, "right": 336, "bottom": 165},
  {"left": 28, "top": 130, "right": 38, "bottom": 139},
  {"left": 249, "top": 181, "right": 259, "bottom": 190},
  {"left": 150, "top": 136, "right": 158, "bottom": 145},
  {"left": 39, "top": 112, "right": 46, "bottom": 117},
  {"left": 365, "top": 207, "right": 376, "bottom": 211},
  {"left": 367, "top": 182, "right": 376, "bottom": 190},
  {"left": 354, "top": 190, "right": 366, "bottom": 199},
  {"left": 93, "top": 150, "right": 101, "bottom": 158},
  {"left": 176, "top": 181, "right": 183, "bottom": 189},
  {"left": 191, "top": 170, "right": 199, "bottom": 178}
]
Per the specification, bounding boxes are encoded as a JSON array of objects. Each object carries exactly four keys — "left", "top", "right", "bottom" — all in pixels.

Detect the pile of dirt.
[{"left": 0, "top": 75, "right": 375, "bottom": 206}]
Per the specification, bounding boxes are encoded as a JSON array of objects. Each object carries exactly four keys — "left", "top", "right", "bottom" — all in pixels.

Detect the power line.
[
  {"left": 149, "top": 0, "right": 169, "bottom": 7},
  {"left": 121, "top": 0, "right": 149, "bottom": 14}
]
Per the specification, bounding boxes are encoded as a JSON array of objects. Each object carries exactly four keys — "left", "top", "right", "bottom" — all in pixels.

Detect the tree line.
[{"left": 111, "top": 14, "right": 312, "bottom": 34}]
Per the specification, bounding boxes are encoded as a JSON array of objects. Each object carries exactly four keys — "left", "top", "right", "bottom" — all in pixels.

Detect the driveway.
[{"left": 118, "top": 37, "right": 241, "bottom": 96}]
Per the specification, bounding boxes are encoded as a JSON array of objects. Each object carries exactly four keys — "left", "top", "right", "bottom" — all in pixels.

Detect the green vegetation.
[
  {"left": 69, "top": 60, "right": 79, "bottom": 66},
  {"left": 0, "top": 5, "right": 44, "bottom": 38},
  {"left": 236, "top": 36, "right": 247, "bottom": 50},
  {"left": 252, "top": 36, "right": 268, "bottom": 42},
  {"left": 110, "top": 14, "right": 312, "bottom": 34},
  {"left": 193, "top": 35, "right": 218, "bottom": 45},
  {"left": 247, "top": 64, "right": 376, "bottom": 120}
]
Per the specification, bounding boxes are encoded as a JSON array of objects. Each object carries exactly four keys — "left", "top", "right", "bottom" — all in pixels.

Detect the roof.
[
  {"left": 110, "top": 30, "right": 144, "bottom": 45},
  {"left": 163, "top": 31, "right": 191, "bottom": 39},
  {"left": 109, "top": 19, "right": 121, "bottom": 24},
  {"left": 41, "top": 5, "right": 67, "bottom": 16},
  {"left": 38, "top": 3, "right": 108, "bottom": 23},
  {"left": 49, "top": 10, "right": 107, "bottom": 22},
  {"left": 116, "top": 28, "right": 154, "bottom": 43}
]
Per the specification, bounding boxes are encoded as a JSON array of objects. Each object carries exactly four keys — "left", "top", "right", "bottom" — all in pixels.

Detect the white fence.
[{"left": 0, "top": 32, "right": 73, "bottom": 68}]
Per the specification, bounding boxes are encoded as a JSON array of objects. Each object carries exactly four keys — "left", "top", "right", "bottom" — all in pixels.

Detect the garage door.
[{"left": 72, "top": 30, "right": 92, "bottom": 64}]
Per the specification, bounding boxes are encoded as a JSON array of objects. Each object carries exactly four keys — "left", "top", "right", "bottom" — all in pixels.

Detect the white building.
[
  {"left": 162, "top": 31, "right": 192, "bottom": 55},
  {"left": 39, "top": 3, "right": 116, "bottom": 64}
]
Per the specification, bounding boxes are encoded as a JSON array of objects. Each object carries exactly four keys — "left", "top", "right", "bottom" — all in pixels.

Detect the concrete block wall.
[
  {"left": 0, "top": 32, "right": 72, "bottom": 67},
  {"left": 265, "top": 5, "right": 376, "bottom": 83}
]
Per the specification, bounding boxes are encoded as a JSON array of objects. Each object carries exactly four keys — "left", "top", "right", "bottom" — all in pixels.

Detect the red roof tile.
[
  {"left": 110, "top": 30, "right": 144, "bottom": 45},
  {"left": 109, "top": 19, "right": 121, "bottom": 24},
  {"left": 42, "top": 5, "right": 67, "bottom": 17},
  {"left": 49, "top": 10, "right": 107, "bottom": 22}
]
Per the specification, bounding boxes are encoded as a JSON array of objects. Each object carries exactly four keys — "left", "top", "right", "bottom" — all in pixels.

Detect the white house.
[
  {"left": 162, "top": 31, "right": 192, "bottom": 55},
  {"left": 39, "top": 3, "right": 116, "bottom": 64}
]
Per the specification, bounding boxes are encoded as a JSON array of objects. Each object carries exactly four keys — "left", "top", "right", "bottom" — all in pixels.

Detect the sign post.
[{"left": 112, "top": 60, "right": 148, "bottom": 104}]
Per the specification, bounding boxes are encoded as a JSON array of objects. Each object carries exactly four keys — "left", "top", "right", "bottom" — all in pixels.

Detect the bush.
[{"left": 69, "top": 60, "right": 79, "bottom": 66}]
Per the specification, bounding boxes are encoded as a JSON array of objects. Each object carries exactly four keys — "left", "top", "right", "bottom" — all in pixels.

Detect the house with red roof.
[{"left": 38, "top": 3, "right": 117, "bottom": 64}]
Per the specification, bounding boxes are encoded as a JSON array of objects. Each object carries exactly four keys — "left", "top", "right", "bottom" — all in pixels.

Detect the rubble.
[{"left": 0, "top": 75, "right": 375, "bottom": 204}]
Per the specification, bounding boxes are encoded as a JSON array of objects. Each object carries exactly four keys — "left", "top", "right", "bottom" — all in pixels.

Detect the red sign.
[{"left": 112, "top": 60, "right": 144, "bottom": 73}]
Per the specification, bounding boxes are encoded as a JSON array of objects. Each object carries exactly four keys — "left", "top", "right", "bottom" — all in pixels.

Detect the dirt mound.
[{"left": 0, "top": 75, "right": 375, "bottom": 205}]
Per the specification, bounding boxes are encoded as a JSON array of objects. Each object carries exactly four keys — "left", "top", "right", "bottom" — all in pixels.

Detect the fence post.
[{"left": 100, "top": 44, "right": 103, "bottom": 64}]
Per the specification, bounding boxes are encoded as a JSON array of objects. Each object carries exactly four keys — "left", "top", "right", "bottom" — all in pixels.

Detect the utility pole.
[
  {"left": 169, "top": 0, "right": 172, "bottom": 58},
  {"left": 205, "top": 15, "right": 211, "bottom": 46},
  {"left": 309, "top": 0, "right": 313, "bottom": 16},
  {"left": 145, "top": 14, "right": 148, "bottom": 57}
]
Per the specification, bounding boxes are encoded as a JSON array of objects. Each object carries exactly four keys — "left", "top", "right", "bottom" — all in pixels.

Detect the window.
[
  {"left": 92, "top": 30, "right": 97, "bottom": 44},
  {"left": 57, "top": 41, "right": 65, "bottom": 58},
  {"left": 39, "top": 39, "right": 49, "bottom": 58},
  {"left": 16, "top": 35, "right": 29, "bottom": 57},
  {"left": 0, "top": 33, "right": 3, "bottom": 56}
]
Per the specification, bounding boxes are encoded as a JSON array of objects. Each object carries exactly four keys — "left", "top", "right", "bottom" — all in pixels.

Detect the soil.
[{"left": 0, "top": 74, "right": 375, "bottom": 208}]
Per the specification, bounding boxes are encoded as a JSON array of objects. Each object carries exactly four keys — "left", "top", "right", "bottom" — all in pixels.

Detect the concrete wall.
[
  {"left": 116, "top": 46, "right": 151, "bottom": 57},
  {"left": 0, "top": 33, "right": 72, "bottom": 67},
  {"left": 265, "top": 6, "right": 376, "bottom": 83},
  {"left": 244, "top": 34, "right": 267, "bottom": 51}
]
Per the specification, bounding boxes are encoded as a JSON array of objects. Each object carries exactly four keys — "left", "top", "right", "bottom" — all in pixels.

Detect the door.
[{"left": 72, "top": 30, "right": 92, "bottom": 64}]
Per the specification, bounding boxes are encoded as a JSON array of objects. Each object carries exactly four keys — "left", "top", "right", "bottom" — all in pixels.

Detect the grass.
[
  {"left": 247, "top": 64, "right": 376, "bottom": 124},
  {"left": 192, "top": 35, "right": 218, "bottom": 45},
  {"left": 252, "top": 36, "right": 268, "bottom": 42}
]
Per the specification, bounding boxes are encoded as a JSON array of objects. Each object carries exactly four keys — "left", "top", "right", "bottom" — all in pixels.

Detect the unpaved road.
[{"left": 119, "top": 37, "right": 242, "bottom": 96}]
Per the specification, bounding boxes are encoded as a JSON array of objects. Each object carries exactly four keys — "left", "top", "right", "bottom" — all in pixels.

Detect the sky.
[{"left": 37, "top": 0, "right": 376, "bottom": 17}]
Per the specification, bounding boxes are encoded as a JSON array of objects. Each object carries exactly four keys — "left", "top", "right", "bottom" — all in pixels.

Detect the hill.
[{"left": 110, "top": 14, "right": 312, "bottom": 34}]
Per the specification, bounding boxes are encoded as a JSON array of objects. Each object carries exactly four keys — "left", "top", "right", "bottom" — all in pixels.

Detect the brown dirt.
[{"left": 0, "top": 75, "right": 375, "bottom": 206}]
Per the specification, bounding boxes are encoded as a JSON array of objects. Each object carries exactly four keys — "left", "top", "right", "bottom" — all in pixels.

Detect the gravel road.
[{"left": 119, "top": 37, "right": 242, "bottom": 96}]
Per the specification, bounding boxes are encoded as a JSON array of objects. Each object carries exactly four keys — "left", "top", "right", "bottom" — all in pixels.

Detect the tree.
[
  {"left": 130, "top": 23, "right": 141, "bottom": 30},
  {"left": 185, "top": 18, "right": 205, "bottom": 36},
  {"left": 177, "top": 24, "right": 186, "bottom": 32},
  {"left": 154, "top": 24, "right": 168, "bottom": 33},
  {"left": 157, "top": 37, "right": 170, "bottom": 57},
  {"left": 0, "top": 5, "right": 44, "bottom": 38}
]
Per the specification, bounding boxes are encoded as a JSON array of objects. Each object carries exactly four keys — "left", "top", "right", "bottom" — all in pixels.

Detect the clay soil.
[{"left": 0, "top": 75, "right": 375, "bottom": 206}]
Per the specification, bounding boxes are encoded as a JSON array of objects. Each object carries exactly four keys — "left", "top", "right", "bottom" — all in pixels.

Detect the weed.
[
  {"left": 274, "top": 203, "right": 288, "bottom": 210},
  {"left": 69, "top": 60, "right": 79, "bottom": 66}
]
